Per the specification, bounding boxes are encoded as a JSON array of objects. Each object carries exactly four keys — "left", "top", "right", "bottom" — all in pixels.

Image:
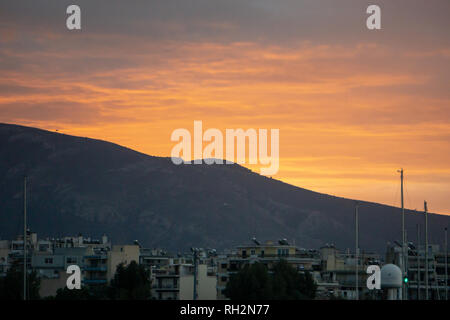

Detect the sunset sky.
[{"left": 0, "top": 1, "right": 449, "bottom": 214}]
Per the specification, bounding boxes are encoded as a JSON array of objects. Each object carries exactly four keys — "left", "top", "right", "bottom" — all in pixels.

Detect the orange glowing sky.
[{"left": 0, "top": 1, "right": 449, "bottom": 214}]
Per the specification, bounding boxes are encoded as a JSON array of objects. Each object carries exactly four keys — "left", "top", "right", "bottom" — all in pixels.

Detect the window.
[
  {"left": 221, "top": 276, "right": 227, "bottom": 282},
  {"left": 242, "top": 250, "right": 247, "bottom": 257},
  {"left": 67, "top": 257, "right": 77, "bottom": 264},
  {"left": 251, "top": 249, "right": 256, "bottom": 255},
  {"left": 221, "top": 263, "right": 227, "bottom": 269},
  {"left": 45, "top": 258, "right": 53, "bottom": 264}
]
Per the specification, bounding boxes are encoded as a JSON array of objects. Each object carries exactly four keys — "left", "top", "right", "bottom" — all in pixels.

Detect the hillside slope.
[{"left": 0, "top": 123, "right": 448, "bottom": 253}]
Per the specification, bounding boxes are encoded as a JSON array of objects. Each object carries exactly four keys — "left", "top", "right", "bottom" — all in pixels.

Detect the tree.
[
  {"left": 49, "top": 284, "right": 109, "bottom": 300},
  {"left": 0, "top": 261, "right": 40, "bottom": 300},
  {"left": 224, "top": 260, "right": 317, "bottom": 300},
  {"left": 224, "top": 263, "right": 272, "bottom": 300},
  {"left": 272, "top": 260, "right": 317, "bottom": 300},
  {"left": 109, "top": 261, "right": 151, "bottom": 300},
  {"left": 52, "top": 286, "right": 93, "bottom": 300},
  {"left": 298, "top": 270, "right": 317, "bottom": 299}
]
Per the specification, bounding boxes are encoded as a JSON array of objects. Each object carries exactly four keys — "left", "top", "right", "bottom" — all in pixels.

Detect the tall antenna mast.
[
  {"left": 398, "top": 169, "right": 406, "bottom": 300},
  {"left": 445, "top": 227, "right": 448, "bottom": 301},
  {"left": 355, "top": 202, "right": 359, "bottom": 301},
  {"left": 191, "top": 248, "right": 199, "bottom": 300},
  {"left": 417, "top": 224, "right": 420, "bottom": 300},
  {"left": 424, "top": 200, "right": 428, "bottom": 300},
  {"left": 23, "top": 176, "right": 27, "bottom": 301}
]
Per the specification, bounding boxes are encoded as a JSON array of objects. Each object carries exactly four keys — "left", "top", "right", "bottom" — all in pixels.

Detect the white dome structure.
[
  {"left": 381, "top": 264, "right": 403, "bottom": 300},
  {"left": 381, "top": 264, "right": 402, "bottom": 289}
]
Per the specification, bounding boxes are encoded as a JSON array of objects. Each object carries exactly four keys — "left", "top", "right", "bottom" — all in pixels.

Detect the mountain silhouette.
[{"left": 0, "top": 123, "right": 448, "bottom": 253}]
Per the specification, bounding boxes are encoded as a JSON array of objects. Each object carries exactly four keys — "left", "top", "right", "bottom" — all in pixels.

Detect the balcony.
[
  {"left": 84, "top": 255, "right": 107, "bottom": 260},
  {"left": 154, "top": 285, "right": 179, "bottom": 291},
  {"left": 155, "top": 273, "right": 180, "bottom": 278},
  {"left": 82, "top": 279, "right": 107, "bottom": 284},
  {"left": 83, "top": 266, "right": 107, "bottom": 272}
]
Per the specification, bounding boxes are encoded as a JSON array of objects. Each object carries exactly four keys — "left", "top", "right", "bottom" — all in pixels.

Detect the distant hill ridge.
[{"left": 0, "top": 122, "right": 448, "bottom": 253}]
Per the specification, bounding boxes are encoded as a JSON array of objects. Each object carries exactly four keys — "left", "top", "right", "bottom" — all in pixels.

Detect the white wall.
[{"left": 180, "top": 264, "right": 217, "bottom": 300}]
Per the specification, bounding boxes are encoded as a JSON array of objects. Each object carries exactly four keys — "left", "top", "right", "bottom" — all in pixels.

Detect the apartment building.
[
  {"left": 0, "top": 240, "right": 9, "bottom": 276},
  {"left": 386, "top": 242, "right": 449, "bottom": 300},
  {"left": 216, "top": 239, "right": 323, "bottom": 299},
  {"left": 3, "top": 231, "right": 37, "bottom": 276},
  {"left": 139, "top": 248, "right": 172, "bottom": 271},
  {"left": 320, "top": 244, "right": 381, "bottom": 300},
  {"left": 216, "top": 239, "right": 382, "bottom": 300},
  {"left": 32, "top": 246, "right": 90, "bottom": 297},
  {"left": 152, "top": 262, "right": 217, "bottom": 300},
  {"left": 107, "top": 244, "right": 140, "bottom": 281}
]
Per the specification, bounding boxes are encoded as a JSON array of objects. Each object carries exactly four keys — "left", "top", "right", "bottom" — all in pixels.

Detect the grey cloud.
[{"left": 0, "top": 0, "right": 448, "bottom": 47}]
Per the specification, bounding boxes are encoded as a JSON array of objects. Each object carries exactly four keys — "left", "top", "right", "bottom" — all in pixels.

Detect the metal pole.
[
  {"left": 445, "top": 227, "right": 448, "bottom": 301},
  {"left": 355, "top": 203, "right": 359, "bottom": 301},
  {"left": 417, "top": 224, "right": 420, "bottom": 300},
  {"left": 425, "top": 201, "right": 428, "bottom": 300},
  {"left": 398, "top": 169, "right": 406, "bottom": 300},
  {"left": 193, "top": 250, "right": 198, "bottom": 300},
  {"left": 405, "top": 229, "right": 409, "bottom": 299},
  {"left": 23, "top": 176, "right": 27, "bottom": 301}
]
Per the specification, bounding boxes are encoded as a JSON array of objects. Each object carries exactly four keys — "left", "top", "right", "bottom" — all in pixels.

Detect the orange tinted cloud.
[{"left": 0, "top": 2, "right": 449, "bottom": 214}]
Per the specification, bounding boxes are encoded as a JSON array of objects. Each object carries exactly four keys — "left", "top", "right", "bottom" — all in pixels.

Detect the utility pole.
[
  {"left": 355, "top": 202, "right": 359, "bottom": 301},
  {"left": 23, "top": 176, "right": 27, "bottom": 301},
  {"left": 192, "top": 248, "right": 199, "bottom": 300},
  {"left": 405, "top": 229, "right": 409, "bottom": 299},
  {"left": 398, "top": 169, "right": 406, "bottom": 300},
  {"left": 417, "top": 224, "right": 420, "bottom": 300},
  {"left": 445, "top": 227, "right": 448, "bottom": 301},
  {"left": 424, "top": 201, "right": 428, "bottom": 300}
]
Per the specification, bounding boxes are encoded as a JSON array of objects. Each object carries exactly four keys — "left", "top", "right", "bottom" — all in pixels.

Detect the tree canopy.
[
  {"left": 108, "top": 261, "right": 151, "bottom": 300},
  {"left": 224, "top": 260, "right": 317, "bottom": 300},
  {"left": 0, "top": 261, "right": 40, "bottom": 300}
]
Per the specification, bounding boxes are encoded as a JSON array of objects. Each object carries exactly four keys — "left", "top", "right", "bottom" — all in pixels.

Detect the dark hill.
[{"left": 0, "top": 123, "right": 448, "bottom": 253}]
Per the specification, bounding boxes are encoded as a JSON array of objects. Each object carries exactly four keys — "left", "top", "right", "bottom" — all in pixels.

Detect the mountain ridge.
[{"left": 0, "top": 122, "right": 448, "bottom": 253}]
